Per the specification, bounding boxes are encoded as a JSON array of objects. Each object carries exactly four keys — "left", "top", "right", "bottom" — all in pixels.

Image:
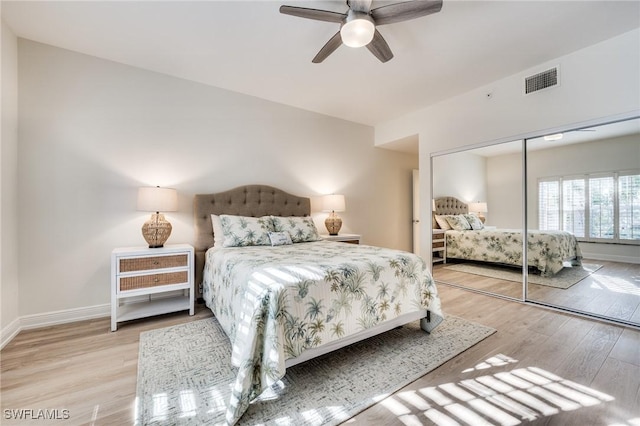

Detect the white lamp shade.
[
  {"left": 137, "top": 187, "right": 178, "bottom": 212},
  {"left": 340, "top": 12, "right": 375, "bottom": 48},
  {"left": 468, "top": 202, "right": 488, "bottom": 213},
  {"left": 322, "top": 194, "right": 346, "bottom": 212}
]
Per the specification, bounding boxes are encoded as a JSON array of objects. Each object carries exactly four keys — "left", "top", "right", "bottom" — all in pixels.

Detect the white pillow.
[
  {"left": 464, "top": 214, "right": 484, "bottom": 230},
  {"left": 445, "top": 214, "right": 472, "bottom": 231},
  {"left": 219, "top": 215, "right": 274, "bottom": 247},
  {"left": 268, "top": 231, "right": 293, "bottom": 246},
  {"left": 271, "top": 216, "right": 321, "bottom": 243},
  {"left": 211, "top": 214, "right": 225, "bottom": 247},
  {"left": 434, "top": 215, "right": 452, "bottom": 231}
]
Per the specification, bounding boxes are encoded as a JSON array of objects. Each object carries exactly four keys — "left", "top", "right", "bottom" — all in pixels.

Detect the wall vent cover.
[{"left": 525, "top": 67, "right": 559, "bottom": 94}]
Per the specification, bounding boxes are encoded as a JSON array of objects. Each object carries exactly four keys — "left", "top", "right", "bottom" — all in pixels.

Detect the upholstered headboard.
[
  {"left": 193, "top": 184, "right": 311, "bottom": 287},
  {"left": 434, "top": 196, "right": 469, "bottom": 215},
  {"left": 433, "top": 197, "right": 468, "bottom": 228}
]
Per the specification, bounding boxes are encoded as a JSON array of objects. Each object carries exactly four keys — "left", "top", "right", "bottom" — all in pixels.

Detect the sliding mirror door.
[
  {"left": 525, "top": 118, "right": 640, "bottom": 326},
  {"left": 431, "top": 140, "right": 524, "bottom": 299}
]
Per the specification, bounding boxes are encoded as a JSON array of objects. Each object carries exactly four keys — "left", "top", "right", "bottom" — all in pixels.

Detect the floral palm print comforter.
[
  {"left": 202, "top": 240, "right": 442, "bottom": 425},
  {"left": 445, "top": 228, "right": 582, "bottom": 276}
]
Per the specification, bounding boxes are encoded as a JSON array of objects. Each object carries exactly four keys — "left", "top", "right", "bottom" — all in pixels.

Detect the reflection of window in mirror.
[
  {"left": 527, "top": 119, "right": 640, "bottom": 247},
  {"left": 525, "top": 118, "right": 640, "bottom": 326}
]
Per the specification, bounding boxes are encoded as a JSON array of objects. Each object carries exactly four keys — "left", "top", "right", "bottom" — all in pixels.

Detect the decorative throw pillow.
[
  {"left": 219, "top": 215, "right": 274, "bottom": 247},
  {"left": 445, "top": 214, "right": 472, "bottom": 231},
  {"left": 210, "top": 214, "right": 226, "bottom": 247},
  {"left": 434, "top": 215, "right": 452, "bottom": 231},
  {"left": 271, "top": 216, "right": 321, "bottom": 243},
  {"left": 268, "top": 231, "right": 293, "bottom": 246},
  {"left": 464, "top": 213, "right": 484, "bottom": 230}
]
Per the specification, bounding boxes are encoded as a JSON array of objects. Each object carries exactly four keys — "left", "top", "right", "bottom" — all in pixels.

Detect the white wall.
[
  {"left": 486, "top": 151, "right": 523, "bottom": 229},
  {"left": 375, "top": 29, "right": 640, "bottom": 256},
  {"left": 17, "top": 39, "right": 417, "bottom": 319},
  {"left": 432, "top": 147, "right": 523, "bottom": 229},
  {"left": 432, "top": 150, "right": 486, "bottom": 203},
  {"left": 1, "top": 19, "right": 20, "bottom": 346}
]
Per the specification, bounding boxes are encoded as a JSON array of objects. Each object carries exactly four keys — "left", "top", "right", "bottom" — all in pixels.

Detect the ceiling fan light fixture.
[{"left": 340, "top": 11, "right": 375, "bottom": 48}]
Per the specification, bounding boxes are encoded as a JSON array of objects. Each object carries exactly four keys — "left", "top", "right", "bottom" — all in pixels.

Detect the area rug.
[
  {"left": 443, "top": 262, "right": 602, "bottom": 289},
  {"left": 136, "top": 315, "right": 495, "bottom": 425}
]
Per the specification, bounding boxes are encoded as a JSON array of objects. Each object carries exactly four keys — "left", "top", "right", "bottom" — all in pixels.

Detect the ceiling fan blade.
[
  {"left": 279, "top": 5, "right": 346, "bottom": 23},
  {"left": 366, "top": 30, "right": 394, "bottom": 63},
  {"left": 371, "top": 0, "right": 443, "bottom": 26},
  {"left": 312, "top": 31, "right": 343, "bottom": 63},
  {"left": 347, "top": 0, "right": 373, "bottom": 13}
]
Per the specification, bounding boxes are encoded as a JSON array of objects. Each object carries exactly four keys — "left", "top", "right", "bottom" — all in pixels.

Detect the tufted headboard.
[
  {"left": 433, "top": 197, "right": 468, "bottom": 228},
  {"left": 193, "top": 184, "right": 311, "bottom": 287}
]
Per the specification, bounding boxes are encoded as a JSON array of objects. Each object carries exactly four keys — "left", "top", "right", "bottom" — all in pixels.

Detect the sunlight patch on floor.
[
  {"left": 151, "top": 392, "right": 168, "bottom": 422},
  {"left": 590, "top": 275, "right": 640, "bottom": 296},
  {"left": 178, "top": 389, "right": 197, "bottom": 418},
  {"left": 377, "top": 353, "right": 615, "bottom": 425},
  {"left": 90, "top": 404, "right": 99, "bottom": 426},
  {"left": 462, "top": 354, "right": 518, "bottom": 373}
]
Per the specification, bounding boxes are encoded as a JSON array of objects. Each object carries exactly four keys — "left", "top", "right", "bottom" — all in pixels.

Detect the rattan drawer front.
[
  {"left": 119, "top": 254, "right": 188, "bottom": 272},
  {"left": 119, "top": 271, "right": 188, "bottom": 291}
]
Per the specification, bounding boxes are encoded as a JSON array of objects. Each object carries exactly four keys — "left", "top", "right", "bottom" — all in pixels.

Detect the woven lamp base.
[
  {"left": 325, "top": 212, "right": 342, "bottom": 236},
  {"left": 142, "top": 213, "right": 172, "bottom": 248}
]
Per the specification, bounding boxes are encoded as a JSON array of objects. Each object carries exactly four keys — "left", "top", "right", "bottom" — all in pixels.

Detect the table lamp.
[
  {"left": 322, "top": 194, "right": 346, "bottom": 235},
  {"left": 137, "top": 186, "right": 178, "bottom": 248}
]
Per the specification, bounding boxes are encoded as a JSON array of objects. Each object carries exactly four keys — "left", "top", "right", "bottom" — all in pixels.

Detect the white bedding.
[{"left": 202, "top": 240, "right": 443, "bottom": 424}]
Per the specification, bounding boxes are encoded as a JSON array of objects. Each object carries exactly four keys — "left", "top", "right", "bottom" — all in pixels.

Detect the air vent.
[{"left": 525, "top": 67, "right": 559, "bottom": 94}]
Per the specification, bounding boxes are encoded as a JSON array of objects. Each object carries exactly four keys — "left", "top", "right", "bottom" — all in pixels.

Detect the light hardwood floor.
[
  {"left": 2, "top": 285, "right": 639, "bottom": 425},
  {"left": 433, "top": 259, "right": 640, "bottom": 324}
]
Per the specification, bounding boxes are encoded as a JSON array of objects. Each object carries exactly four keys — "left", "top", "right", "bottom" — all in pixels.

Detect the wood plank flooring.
[
  {"left": 2, "top": 284, "right": 639, "bottom": 425},
  {"left": 433, "top": 259, "right": 640, "bottom": 324}
]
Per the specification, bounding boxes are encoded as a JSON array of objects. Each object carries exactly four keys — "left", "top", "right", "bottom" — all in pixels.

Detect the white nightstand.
[
  {"left": 111, "top": 243, "right": 194, "bottom": 331},
  {"left": 432, "top": 229, "right": 446, "bottom": 264},
  {"left": 320, "top": 233, "right": 361, "bottom": 244}
]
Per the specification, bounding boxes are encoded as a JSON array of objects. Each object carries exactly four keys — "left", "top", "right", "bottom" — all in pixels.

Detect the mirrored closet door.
[
  {"left": 525, "top": 118, "right": 640, "bottom": 326},
  {"left": 431, "top": 140, "right": 525, "bottom": 300}
]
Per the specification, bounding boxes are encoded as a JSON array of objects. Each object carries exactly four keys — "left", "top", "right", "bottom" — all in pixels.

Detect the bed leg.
[{"left": 420, "top": 311, "right": 442, "bottom": 333}]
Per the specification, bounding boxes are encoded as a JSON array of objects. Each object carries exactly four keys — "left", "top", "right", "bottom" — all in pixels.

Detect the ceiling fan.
[{"left": 279, "top": 0, "right": 443, "bottom": 63}]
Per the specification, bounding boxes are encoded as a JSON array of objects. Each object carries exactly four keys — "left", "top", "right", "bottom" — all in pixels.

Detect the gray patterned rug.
[
  {"left": 136, "top": 315, "right": 495, "bottom": 425},
  {"left": 443, "top": 262, "right": 602, "bottom": 289}
]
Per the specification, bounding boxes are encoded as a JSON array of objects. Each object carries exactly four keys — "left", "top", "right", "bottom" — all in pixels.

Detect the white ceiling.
[{"left": 2, "top": 0, "right": 639, "bottom": 127}]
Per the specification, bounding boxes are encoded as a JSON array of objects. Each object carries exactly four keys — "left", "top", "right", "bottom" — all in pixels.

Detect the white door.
[{"left": 412, "top": 169, "right": 420, "bottom": 256}]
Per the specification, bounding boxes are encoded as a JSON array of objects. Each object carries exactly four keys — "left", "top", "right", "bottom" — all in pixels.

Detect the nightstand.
[
  {"left": 320, "top": 233, "right": 361, "bottom": 244},
  {"left": 111, "top": 244, "right": 194, "bottom": 331},
  {"left": 432, "top": 229, "right": 446, "bottom": 264}
]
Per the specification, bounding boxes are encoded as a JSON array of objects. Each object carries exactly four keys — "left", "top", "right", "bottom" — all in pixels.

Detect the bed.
[
  {"left": 194, "top": 185, "right": 443, "bottom": 425},
  {"left": 433, "top": 196, "right": 582, "bottom": 277}
]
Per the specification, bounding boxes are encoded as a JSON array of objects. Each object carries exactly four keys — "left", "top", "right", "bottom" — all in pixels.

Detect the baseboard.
[
  {"left": 1, "top": 317, "right": 21, "bottom": 350},
  {"left": 20, "top": 303, "right": 111, "bottom": 330},
  {"left": 1, "top": 294, "right": 186, "bottom": 348},
  {"left": 581, "top": 252, "right": 640, "bottom": 264},
  {"left": 1, "top": 304, "right": 110, "bottom": 349}
]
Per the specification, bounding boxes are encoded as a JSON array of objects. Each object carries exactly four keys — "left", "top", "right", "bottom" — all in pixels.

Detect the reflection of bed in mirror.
[{"left": 433, "top": 196, "right": 582, "bottom": 277}]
